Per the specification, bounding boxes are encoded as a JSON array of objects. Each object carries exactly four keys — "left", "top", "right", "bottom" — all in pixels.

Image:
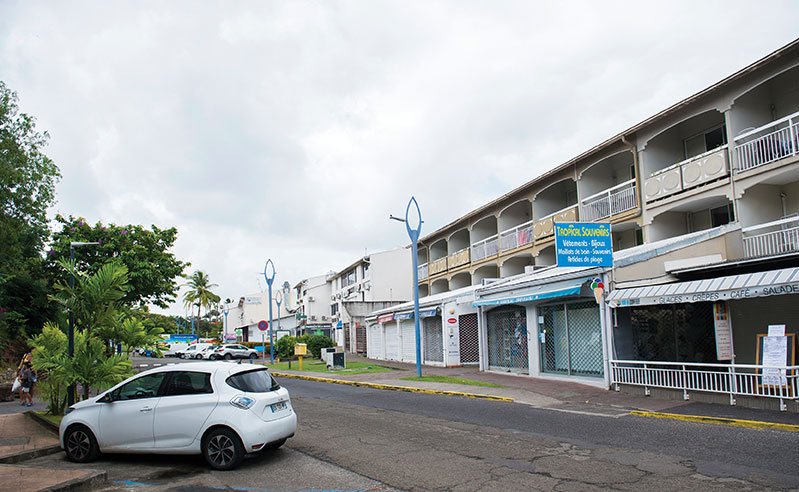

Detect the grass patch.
[
  {"left": 36, "top": 412, "right": 63, "bottom": 427},
  {"left": 400, "top": 376, "right": 504, "bottom": 388},
  {"left": 264, "top": 359, "right": 393, "bottom": 375}
]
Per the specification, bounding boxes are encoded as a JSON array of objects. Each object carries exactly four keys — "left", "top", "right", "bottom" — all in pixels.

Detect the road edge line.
[
  {"left": 272, "top": 372, "right": 514, "bottom": 402},
  {"left": 630, "top": 410, "right": 799, "bottom": 432}
]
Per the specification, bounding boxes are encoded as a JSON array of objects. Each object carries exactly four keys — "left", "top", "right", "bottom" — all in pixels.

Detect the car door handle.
[{"left": 140, "top": 406, "right": 153, "bottom": 412}]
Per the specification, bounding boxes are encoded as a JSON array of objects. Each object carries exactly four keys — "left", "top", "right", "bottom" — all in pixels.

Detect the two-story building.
[{"left": 294, "top": 274, "right": 334, "bottom": 338}]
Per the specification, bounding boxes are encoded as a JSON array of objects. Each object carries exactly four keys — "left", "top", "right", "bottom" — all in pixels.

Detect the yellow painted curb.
[
  {"left": 272, "top": 372, "right": 514, "bottom": 402},
  {"left": 630, "top": 410, "right": 799, "bottom": 432}
]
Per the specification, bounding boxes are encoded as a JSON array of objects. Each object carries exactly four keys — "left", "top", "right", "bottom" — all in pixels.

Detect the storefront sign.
[
  {"left": 473, "top": 284, "right": 582, "bottom": 307},
  {"left": 447, "top": 318, "right": 460, "bottom": 362},
  {"left": 554, "top": 223, "right": 613, "bottom": 267},
  {"left": 377, "top": 314, "right": 394, "bottom": 323},
  {"left": 610, "top": 282, "right": 799, "bottom": 307},
  {"left": 245, "top": 296, "right": 262, "bottom": 304},
  {"left": 712, "top": 302, "right": 733, "bottom": 360}
]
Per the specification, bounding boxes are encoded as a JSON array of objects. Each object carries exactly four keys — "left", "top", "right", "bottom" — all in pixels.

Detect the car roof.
[{"left": 138, "top": 361, "right": 268, "bottom": 377}]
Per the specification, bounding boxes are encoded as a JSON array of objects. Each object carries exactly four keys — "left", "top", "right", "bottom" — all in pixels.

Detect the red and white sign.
[
  {"left": 258, "top": 320, "right": 269, "bottom": 331},
  {"left": 447, "top": 318, "right": 457, "bottom": 324}
]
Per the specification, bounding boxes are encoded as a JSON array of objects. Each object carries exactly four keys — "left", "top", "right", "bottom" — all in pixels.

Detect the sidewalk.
[
  {"left": 273, "top": 354, "right": 799, "bottom": 427},
  {"left": 0, "top": 407, "right": 105, "bottom": 492}
]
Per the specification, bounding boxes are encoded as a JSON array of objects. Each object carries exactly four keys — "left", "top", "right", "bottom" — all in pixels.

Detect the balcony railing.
[
  {"left": 611, "top": 360, "right": 798, "bottom": 410},
  {"left": 644, "top": 147, "right": 729, "bottom": 202},
  {"left": 742, "top": 216, "right": 799, "bottom": 258},
  {"left": 429, "top": 257, "right": 448, "bottom": 275},
  {"left": 471, "top": 235, "right": 499, "bottom": 262},
  {"left": 447, "top": 247, "right": 470, "bottom": 268},
  {"left": 581, "top": 179, "right": 637, "bottom": 222},
  {"left": 735, "top": 110, "right": 799, "bottom": 173},
  {"left": 533, "top": 204, "right": 578, "bottom": 240},
  {"left": 418, "top": 262, "right": 429, "bottom": 280},
  {"left": 499, "top": 220, "right": 534, "bottom": 252}
]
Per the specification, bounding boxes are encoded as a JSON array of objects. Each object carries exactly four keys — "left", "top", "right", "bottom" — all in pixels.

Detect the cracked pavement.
[{"left": 289, "top": 395, "right": 799, "bottom": 491}]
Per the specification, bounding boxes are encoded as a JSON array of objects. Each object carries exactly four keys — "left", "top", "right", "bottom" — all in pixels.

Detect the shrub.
[
  {"left": 275, "top": 336, "right": 297, "bottom": 359},
  {"left": 305, "top": 335, "right": 334, "bottom": 359}
]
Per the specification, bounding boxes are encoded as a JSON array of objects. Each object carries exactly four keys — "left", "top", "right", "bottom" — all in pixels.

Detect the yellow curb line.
[
  {"left": 630, "top": 410, "right": 799, "bottom": 432},
  {"left": 272, "top": 372, "right": 514, "bottom": 402}
]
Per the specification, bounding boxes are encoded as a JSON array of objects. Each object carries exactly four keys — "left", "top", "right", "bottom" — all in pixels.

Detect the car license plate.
[{"left": 270, "top": 401, "right": 287, "bottom": 413}]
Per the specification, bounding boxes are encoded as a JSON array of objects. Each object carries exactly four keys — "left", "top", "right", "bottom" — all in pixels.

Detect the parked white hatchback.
[{"left": 59, "top": 362, "right": 296, "bottom": 470}]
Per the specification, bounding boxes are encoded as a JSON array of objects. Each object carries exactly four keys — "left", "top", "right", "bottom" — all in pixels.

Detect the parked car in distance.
[
  {"left": 205, "top": 344, "right": 260, "bottom": 361},
  {"left": 60, "top": 362, "right": 296, "bottom": 470},
  {"left": 176, "top": 343, "right": 215, "bottom": 359}
]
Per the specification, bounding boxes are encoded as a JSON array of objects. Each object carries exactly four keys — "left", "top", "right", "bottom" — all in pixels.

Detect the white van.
[{"left": 177, "top": 342, "right": 215, "bottom": 359}]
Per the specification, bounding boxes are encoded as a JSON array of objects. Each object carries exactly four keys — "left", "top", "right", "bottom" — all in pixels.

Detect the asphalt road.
[{"left": 282, "top": 378, "right": 799, "bottom": 490}]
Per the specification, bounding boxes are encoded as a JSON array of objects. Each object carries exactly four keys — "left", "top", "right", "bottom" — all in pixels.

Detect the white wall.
[{"left": 369, "top": 247, "right": 412, "bottom": 302}]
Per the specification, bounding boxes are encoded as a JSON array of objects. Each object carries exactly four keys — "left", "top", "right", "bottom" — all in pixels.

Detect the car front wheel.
[
  {"left": 202, "top": 428, "right": 244, "bottom": 470},
  {"left": 195, "top": 353, "right": 203, "bottom": 359},
  {"left": 64, "top": 425, "right": 99, "bottom": 463}
]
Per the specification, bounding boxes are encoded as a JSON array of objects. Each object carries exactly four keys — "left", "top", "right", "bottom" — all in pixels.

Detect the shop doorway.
[
  {"left": 539, "top": 301, "right": 603, "bottom": 377},
  {"left": 459, "top": 313, "right": 480, "bottom": 364},
  {"left": 486, "top": 306, "right": 529, "bottom": 373}
]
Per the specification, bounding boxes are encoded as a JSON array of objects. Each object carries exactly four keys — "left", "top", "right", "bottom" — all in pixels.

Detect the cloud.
[{"left": 2, "top": 1, "right": 798, "bottom": 313}]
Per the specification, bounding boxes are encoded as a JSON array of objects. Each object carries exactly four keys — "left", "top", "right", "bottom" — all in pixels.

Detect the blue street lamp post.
[
  {"left": 264, "top": 259, "right": 276, "bottom": 364},
  {"left": 392, "top": 197, "right": 423, "bottom": 377},
  {"left": 221, "top": 303, "right": 230, "bottom": 342},
  {"left": 275, "top": 290, "right": 283, "bottom": 333}
]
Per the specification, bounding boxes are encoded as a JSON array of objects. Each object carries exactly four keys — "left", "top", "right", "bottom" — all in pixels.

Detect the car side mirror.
[{"left": 99, "top": 393, "right": 114, "bottom": 403}]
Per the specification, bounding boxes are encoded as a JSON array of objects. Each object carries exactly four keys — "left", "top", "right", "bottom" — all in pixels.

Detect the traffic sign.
[{"left": 258, "top": 320, "right": 268, "bottom": 331}]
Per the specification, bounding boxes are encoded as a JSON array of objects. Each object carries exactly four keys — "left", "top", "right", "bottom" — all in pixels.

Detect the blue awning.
[
  {"left": 394, "top": 308, "right": 439, "bottom": 319},
  {"left": 395, "top": 312, "right": 414, "bottom": 320},
  {"left": 472, "top": 284, "right": 583, "bottom": 307}
]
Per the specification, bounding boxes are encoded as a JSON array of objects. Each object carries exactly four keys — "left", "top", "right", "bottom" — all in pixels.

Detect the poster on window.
[
  {"left": 712, "top": 302, "right": 733, "bottom": 360},
  {"left": 762, "top": 335, "right": 789, "bottom": 387}
]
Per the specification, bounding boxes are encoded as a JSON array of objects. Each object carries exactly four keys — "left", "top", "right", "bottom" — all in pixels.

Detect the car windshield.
[{"left": 226, "top": 369, "right": 280, "bottom": 393}]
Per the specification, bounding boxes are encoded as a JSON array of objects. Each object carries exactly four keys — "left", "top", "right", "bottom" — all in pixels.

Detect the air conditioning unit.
[
  {"left": 336, "top": 293, "right": 342, "bottom": 299},
  {"left": 308, "top": 296, "right": 315, "bottom": 302},
  {"left": 310, "top": 315, "right": 317, "bottom": 321},
  {"left": 331, "top": 295, "right": 336, "bottom": 301},
  {"left": 321, "top": 316, "right": 329, "bottom": 321}
]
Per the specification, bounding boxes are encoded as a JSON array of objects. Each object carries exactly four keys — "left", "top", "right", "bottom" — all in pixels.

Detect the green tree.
[
  {"left": 0, "top": 81, "right": 61, "bottom": 342},
  {"left": 47, "top": 215, "right": 189, "bottom": 309},
  {"left": 182, "top": 271, "right": 220, "bottom": 335}
]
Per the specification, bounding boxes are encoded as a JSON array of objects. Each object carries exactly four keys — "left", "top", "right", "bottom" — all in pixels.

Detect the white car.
[
  {"left": 176, "top": 342, "right": 214, "bottom": 359},
  {"left": 205, "top": 344, "right": 260, "bottom": 361},
  {"left": 60, "top": 362, "right": 296, "bottom": 470}
]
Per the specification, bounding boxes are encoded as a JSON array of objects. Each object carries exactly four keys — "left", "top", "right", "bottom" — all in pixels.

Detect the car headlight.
[
  {"left": 230, "top": 395, "right": 255, "bottom": 410},
  {"left": 64, "top": 406, "right": 75, "bottom": 415}
]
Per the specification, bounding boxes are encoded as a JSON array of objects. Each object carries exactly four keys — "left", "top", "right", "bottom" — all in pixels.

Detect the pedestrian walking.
[{"left": 18, "top": 361, "right": 35, "bottom": 407}]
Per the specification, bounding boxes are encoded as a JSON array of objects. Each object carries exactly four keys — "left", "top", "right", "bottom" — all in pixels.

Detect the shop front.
[
  {"left": 473, "top": 267, "right": 609, "bottom": 385},
  {"left": 607, "top": 266, "right": 799, "bottom": 410}
]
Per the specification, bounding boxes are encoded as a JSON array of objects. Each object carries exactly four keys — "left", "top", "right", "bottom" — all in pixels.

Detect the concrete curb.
[
  {"left": 25, "top": 410, "right": 60, "bottom": 434},
  {"left": 37, "top": 469, "right": 107, "bottom": 492},
  {"left": 0, "top": 443, "right": 62, "bottom": 465},
  {"left": 630, "top": 410, "right": 799, "bottom": 432},
  {"left": 272, "top": 372, "right": 515, "bottom": 402}
]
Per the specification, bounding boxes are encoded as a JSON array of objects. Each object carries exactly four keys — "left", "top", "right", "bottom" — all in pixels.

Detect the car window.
[
  {"left": 112, "top": 372, "right": 167, "bottom": 401},
  {"left": 186, "top": 346, "right": 195, "bottom": 351},
  {"left": 164, "top": 371, "right": 213, "bottom": 396},
  {"left": 226, "top": 369, "right": 280, "bottom": 393}
]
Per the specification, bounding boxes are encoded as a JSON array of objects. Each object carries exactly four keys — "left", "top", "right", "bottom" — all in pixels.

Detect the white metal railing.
[
  {"left": 499, "top": 220, "right": 534, "bottom": 252},
  {"left": 611, "top": 360, "right": 799, "bottom": 410},
  {"left": 418, "top": 262, "right": 428, "bottom": 280},
  {"left": 581, "top": 179, "right": 637, "bottom": 222},
  {"left": 742, "top": 216, "right": 799, "bottom": 258},
  {"left": 734, "top": 110, "right": 799, "bottom": 172},
  {"left": 471, "top": 234, "right": 499, "bottom": 261}
]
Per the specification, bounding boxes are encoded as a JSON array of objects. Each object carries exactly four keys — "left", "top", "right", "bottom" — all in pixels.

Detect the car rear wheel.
[
  {"left": 224, "top": 353, "right": 232, "bottom": 360},
  {"left": 249, "top": 353, "right": 257, "bottom": 360},
  {"left": 64, "top": 425, "right": 99, "bottom": 463},
  {"left": 178, "top": 353, "right": 184, "bottom": 359},
  {"left": 195, "top": 353, "right": 203, "bottom": 359},
  {"left": 202, "top": 428, "right": 244, "bottom": 470}
]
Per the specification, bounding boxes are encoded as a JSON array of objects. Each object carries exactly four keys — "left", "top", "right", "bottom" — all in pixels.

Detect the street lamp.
[
  {"left": 220, "top": 302, "right": 230, "bottom": 342},
  {"left": 67, "top": 241, "right": 100, "bottom": 407},
  {"left": 391, "top": 197, "right": 423, "bottom": 377},
  {"left": 275, "top": 289, "right": 283, "bottom": 333},
  {"left": 264, "top": 259, "right": 276, "bottom": 364}
]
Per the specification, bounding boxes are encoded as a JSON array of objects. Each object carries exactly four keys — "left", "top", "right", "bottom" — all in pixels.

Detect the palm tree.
[{"left": 182, "top": 271, "right": 220, "bottom": 336}]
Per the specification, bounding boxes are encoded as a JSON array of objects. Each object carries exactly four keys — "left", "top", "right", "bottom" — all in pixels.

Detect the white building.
[
  {"left": 223, "top": 286, "right": 296, "bottom": 344},
  {"left": 294, "top": 274, "right": 334, "bottom": 339},
  {"left": 328, "top": 247, "right": 413, "bottom": 352}
]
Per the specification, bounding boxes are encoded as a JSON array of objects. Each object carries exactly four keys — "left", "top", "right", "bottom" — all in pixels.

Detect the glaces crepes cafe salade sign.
[{"left": 555, "top": 223, "right": 613, "bottom": 268}]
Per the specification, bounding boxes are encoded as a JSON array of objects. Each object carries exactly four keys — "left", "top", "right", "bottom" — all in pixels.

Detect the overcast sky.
[{"left": 2, "top": 1, "right": 798, "bottom": 315}]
